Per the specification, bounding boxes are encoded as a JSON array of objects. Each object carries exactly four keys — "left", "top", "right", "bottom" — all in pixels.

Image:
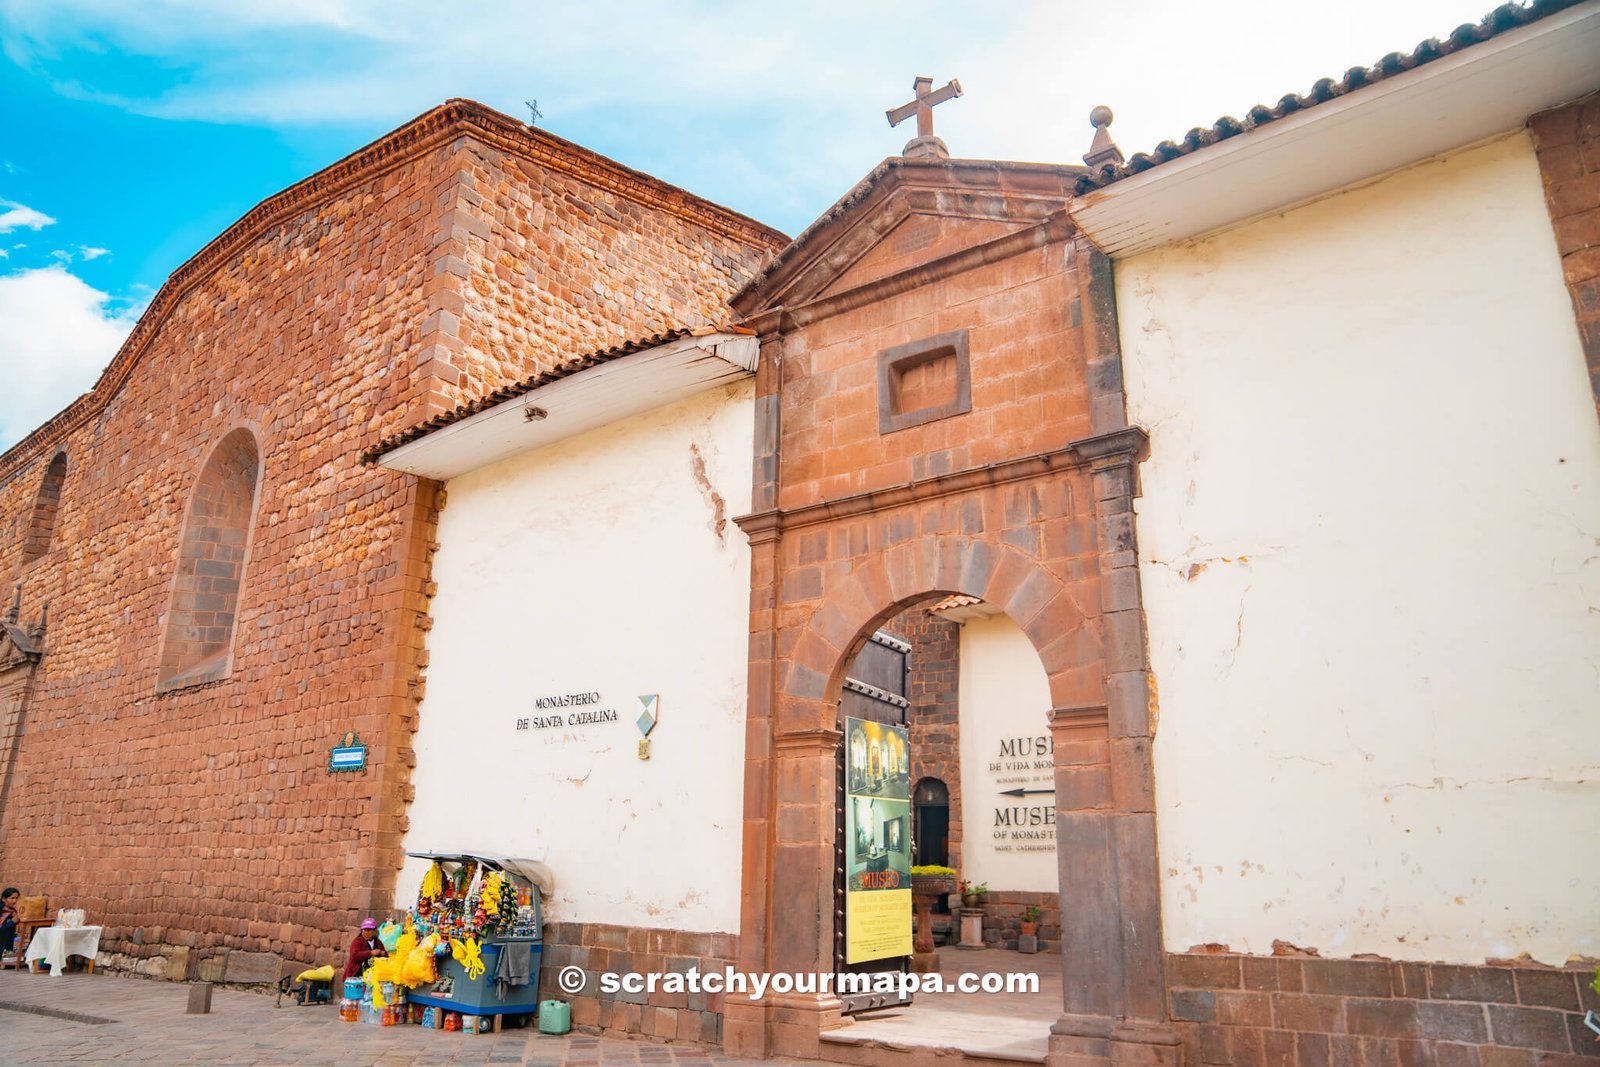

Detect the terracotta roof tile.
[{"left": 360, "top": 326, "right": 752, "bottom": 464}]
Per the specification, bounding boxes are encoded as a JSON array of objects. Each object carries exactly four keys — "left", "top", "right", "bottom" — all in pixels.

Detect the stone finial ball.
[{"left": 1089, "top": 105, "right": 1114, "bottom": 129}]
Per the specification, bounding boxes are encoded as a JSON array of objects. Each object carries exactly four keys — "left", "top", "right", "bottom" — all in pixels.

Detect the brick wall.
[
  {"left": 18, "top": 452, "right": 64, "bottom": 567},
  {"left": 1168, "top": 952, "right": 1600, "bottom": 1067},
  {"left": 980, "top": 890, "right": 1059, "bottom": 949},
  {"left": 771, "top": 224, "right": 1090, "bottom": 512},
  {"left": 0, "top": 133, "right": 455, "bottom": 974},
  {"left": 0, "top": 101, "right": 782, "bottom": 981},
  {"left": 890, "top": 605, "right": 964, "bottom": 868},
  {"left": 1530, "top": 92, "right": 1600, "bottom": 420},
  {"left": 403, "top": 108, "right": 782, "bottom": 416},
  {"left": 542, "top": 921, "right": 737, "bottom": 1045},
  {"left": 157, "top": 427, "right": 260, "bottom": 690}
]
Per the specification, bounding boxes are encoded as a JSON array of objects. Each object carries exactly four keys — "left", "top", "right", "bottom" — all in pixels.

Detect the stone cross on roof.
[{"left": 887, "top": 76, "right": 962, "bottom": 159}]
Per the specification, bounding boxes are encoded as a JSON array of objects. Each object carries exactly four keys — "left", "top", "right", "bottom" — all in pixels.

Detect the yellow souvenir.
[
  {"left": 459, "top": 936, "right": 485, "bottom": 980},
  {"left": 421, "top": 860, "right": 444, "bottom": 901}
]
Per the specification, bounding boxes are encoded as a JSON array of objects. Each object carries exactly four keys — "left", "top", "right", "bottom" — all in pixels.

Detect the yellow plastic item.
[
  {"left": 459, "top": 936, "right": 484, "bottom": 980},
  {"left": 392, "top": 925, "right": 417, "bottom": 961},
  {"left": 295, "top": 965, "right": 336, "bottom": 983},
  {"left": 481, "top": 872, "right": 505, "bottom": 917},
  {"left": 367, "top": 954, "right": 409, "bottom": 1007},
  {"left": 421, "top": 861, "right": 444, "bottom": 901},
  {"left": 398, "top": 934, "right": 439, "bottom": 987}
]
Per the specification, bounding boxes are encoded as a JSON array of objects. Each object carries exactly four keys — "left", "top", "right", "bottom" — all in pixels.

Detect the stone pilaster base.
[
  {"left": 723, "top": 992, "right": 844, "bottom": 1060},
  {"left": 1051, "top": 1015, "right": 1183, "bottom": 1067}
]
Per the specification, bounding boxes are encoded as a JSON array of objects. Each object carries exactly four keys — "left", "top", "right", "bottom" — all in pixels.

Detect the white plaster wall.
[
  {"left": 398, "top": 379, "right": 754, "bottom": 933},
  {"left": 1119, "top": 132, "right": 1600, "bottom": 965},
  {"left": 956, "top": 612, "right": 1058, "bottom": 892}
]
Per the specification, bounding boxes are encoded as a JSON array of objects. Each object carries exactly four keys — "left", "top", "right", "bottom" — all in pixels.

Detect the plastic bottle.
[{"left": 340, "top": 997, "right": 358, "bottom": 1022}]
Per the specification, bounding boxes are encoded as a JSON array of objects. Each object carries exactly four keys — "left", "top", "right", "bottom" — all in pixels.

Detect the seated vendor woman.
[
  {"left": 0, "top": 888, "right": 19, "bottom": 956},
  {"left": 341, "top": 918, "right": 387, "bottom": 981}
]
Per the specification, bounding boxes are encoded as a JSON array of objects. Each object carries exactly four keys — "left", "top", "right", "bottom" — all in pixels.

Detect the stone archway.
[{"left": 730, "top": 440, "right": 1175, "bottom": 1067}]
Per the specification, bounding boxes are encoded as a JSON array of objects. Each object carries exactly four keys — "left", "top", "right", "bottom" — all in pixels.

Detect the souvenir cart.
[{"left": 400, "top": 852, "right": 547, "bottom": 1024}]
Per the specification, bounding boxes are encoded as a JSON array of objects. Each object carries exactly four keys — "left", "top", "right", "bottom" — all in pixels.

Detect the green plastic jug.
[{"left": 538, "top": 999, "right": 571, "bottom": 1035}]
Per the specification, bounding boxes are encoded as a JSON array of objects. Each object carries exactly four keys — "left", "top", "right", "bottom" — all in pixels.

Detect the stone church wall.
[
  {"left": 0, "top": 134, "right": 460, "bottom": 977},
  {"left": 0, "top": 101, "right": 785, "bottom": 984},
  {"left": 1118, "top": 131, "right": 1600, "bottom": 968},
  {"left": 409, "top": 116, "right": 780, "bottom": 416}
]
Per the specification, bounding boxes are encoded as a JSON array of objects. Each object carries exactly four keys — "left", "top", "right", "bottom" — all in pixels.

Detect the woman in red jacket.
[{"left": 341, "top": 918, "right": 387, "bottom": 981}]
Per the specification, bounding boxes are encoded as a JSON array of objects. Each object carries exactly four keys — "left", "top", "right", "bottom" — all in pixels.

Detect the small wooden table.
[{"left": 25, "top": 925, "right": 101, "bottom": 976}]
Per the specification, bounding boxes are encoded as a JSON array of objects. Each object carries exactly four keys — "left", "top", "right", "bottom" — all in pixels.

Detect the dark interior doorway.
[{"left": 913, "top": 777, "right": 950, "bottom": 868}]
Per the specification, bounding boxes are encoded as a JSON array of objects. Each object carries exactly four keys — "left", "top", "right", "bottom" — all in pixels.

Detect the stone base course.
[
  {"left": 1167, "top": 951, "right": 1600, "bottom": 1067},
  {"left": 543, "top": 920, "right": 740, "bottom": 1047}
]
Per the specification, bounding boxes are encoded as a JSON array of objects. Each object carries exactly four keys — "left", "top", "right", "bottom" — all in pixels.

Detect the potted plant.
[
  {"left": 910, "top": 865, "right": 956, "bottom": 898},
  {"left": 959, "top": 879, "right": 978, "bottom": 908},
  {"left": 909, "top": 866, "right": 956, "bottom": 959},
  {"left": 1019, "top": 904, "right": 1043, "bottom": 937}
]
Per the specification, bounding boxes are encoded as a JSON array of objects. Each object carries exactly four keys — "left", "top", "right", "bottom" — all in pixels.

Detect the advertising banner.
[{"left": 844, "top": 716, "right": 912, "bottom": 964}]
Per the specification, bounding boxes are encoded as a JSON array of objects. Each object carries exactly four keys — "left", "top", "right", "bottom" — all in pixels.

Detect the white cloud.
[
  {"left": 0, "top": 200, "right": 55, "bottom": 234},
  {"left": 78, "top": 246, "right": 110, "bottom": 261},
  {"left": 0, "top": 0, "right": 1512, "bottom": 234},
  {"left": 0, "top": 267, "right": 139, "bottom": 448},
  {"left": 0, "top": 1, "right": 1486, "bottom": 152}
]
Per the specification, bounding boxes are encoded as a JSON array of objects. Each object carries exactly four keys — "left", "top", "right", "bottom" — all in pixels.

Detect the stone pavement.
[
  {"left": 0, "top": 969, "right": 821, "bottom": 1067},
  {"left": 824, "top": 946, "right": 1060, "bottom": 1062}
]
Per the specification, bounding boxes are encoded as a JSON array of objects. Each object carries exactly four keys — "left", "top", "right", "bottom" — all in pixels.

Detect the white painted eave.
[
  {"left": 1071, "top": 1, "right": 1600, "bottom": 257},
  {"left": 376, "top": 332, "right": 757, "bottom": 481}
]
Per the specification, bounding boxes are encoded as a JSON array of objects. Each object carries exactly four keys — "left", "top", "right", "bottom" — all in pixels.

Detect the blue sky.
[{"left": 0, "top": 0, "right": 1485, "bottom": 448}]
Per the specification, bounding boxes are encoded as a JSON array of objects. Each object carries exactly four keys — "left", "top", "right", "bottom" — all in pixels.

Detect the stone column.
[
  {"left": 1042, "top": 235, "right": 1178, "bottom": 1067},
  {"left": 763, "top": 726, "right": 844, "bottom": 1059},
  {"left": 1047, "top": 429, "right": 1178, "bottom": 1067},
  {"left": 726, "top": 330, "right": 787, "bottom": 1058},
  {"left": 724, "top": 517, "right": 781, "bottom": 1058}
]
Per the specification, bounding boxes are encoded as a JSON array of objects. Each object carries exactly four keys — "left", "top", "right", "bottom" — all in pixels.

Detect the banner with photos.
[{"left": 843, "top": 716, "right": 912, "bottom": 964}]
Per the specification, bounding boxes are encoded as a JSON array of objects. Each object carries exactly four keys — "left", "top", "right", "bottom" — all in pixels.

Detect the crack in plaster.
[{"left": 688, "top": 441, "right": 727, "bottom": 545}]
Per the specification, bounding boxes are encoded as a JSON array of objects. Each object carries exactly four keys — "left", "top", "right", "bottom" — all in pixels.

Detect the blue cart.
[{"left": 402, "top": 852, "right": 547, "bottom": 1024}]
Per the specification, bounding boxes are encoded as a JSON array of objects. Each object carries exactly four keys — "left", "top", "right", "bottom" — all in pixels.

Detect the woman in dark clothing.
[
  {"left": 341, "top": 917, "right": 387, "bottom": 982},
  {"left": 0, "top": 887, "right": 20, "bottom": 956}
]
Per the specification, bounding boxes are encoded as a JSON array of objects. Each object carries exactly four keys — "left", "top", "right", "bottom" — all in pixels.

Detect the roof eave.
[
  {"left": 371, "top": 331, "right": 759, "bottom": 481},
  {"left": 1070, "top": 0, "right": 1600, "bottom": 258}
]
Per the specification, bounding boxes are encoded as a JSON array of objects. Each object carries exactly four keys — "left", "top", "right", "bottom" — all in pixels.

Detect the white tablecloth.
[{"left": 24, "top": 926, "right": 101, "bottom": 976}]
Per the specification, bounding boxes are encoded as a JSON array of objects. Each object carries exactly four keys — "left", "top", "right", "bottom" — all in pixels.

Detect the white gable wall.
[
  {"left": 398, "top": 379, "right": 755, "bottom": 933},
  {"left": 957, "top": 612, "right": 1058, "bottom": 893},
  {"left": 1118, "top": 131, "right": 1600, "bottom": 964}
]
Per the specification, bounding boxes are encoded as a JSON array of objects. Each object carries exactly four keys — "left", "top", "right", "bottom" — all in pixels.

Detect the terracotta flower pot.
[
  {"left": 1020, "top": 921, "right": 1039, "bottom": 937},
  {"left": 961, "top": 893, "right": 979, "bottom": 908}
]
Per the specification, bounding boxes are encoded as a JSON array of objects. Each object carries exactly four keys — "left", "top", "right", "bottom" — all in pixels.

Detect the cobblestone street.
[{"left": 0, "top": 970, "right": 826, "bottom": 1067}]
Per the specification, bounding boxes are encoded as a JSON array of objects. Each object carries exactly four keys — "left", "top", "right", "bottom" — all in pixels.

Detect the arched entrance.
[
  {"left": 731, "top": 498, "right": 1173, "bottom": 1067},
  {"left": 829, "top": 596, "right": 1065, "bottom": 1056}
]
